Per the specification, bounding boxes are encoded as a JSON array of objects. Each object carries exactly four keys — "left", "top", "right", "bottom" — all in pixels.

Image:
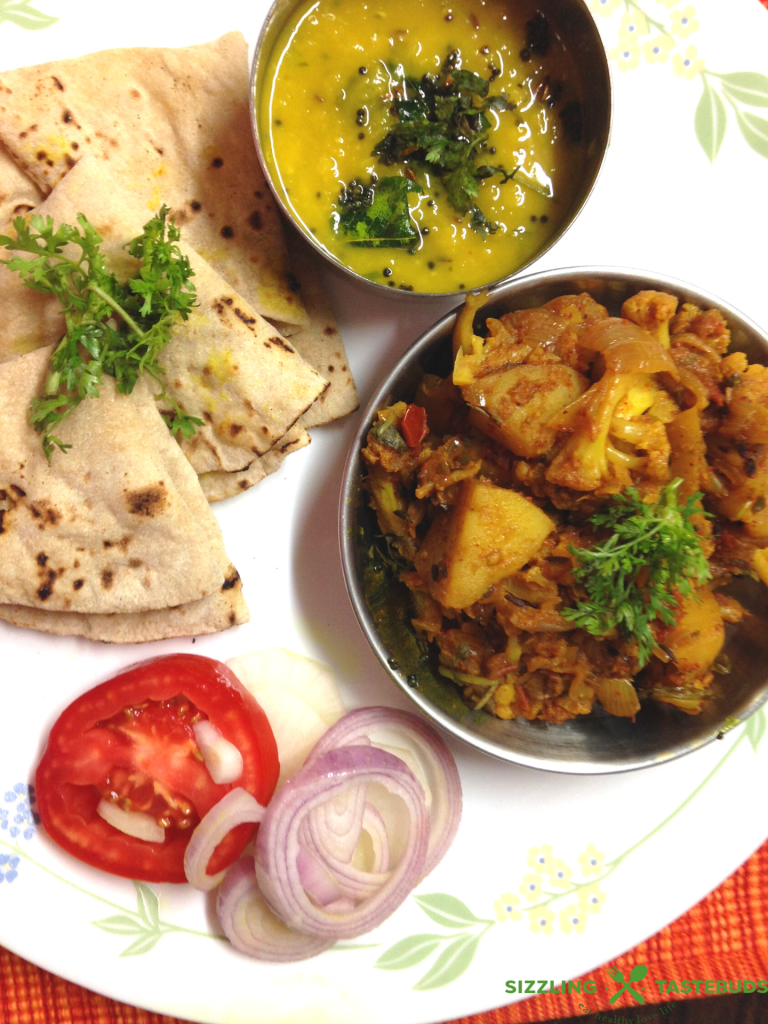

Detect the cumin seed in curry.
[{"left": 260, "top": 0, "right": 587, "bottom": 293}]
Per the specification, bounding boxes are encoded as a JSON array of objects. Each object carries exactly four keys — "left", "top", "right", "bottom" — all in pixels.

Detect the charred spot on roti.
[
  {"left": 269, "top": 336, "right": 294, "bottom": 354},
  {"left": 211, "top": 157, "right": 223, "bottom": 168},
  {"left": 73, "top": 579, "right": 84, "bottom": 590},
  {"left": 221, "top": 225, "right": 234, "bottom": 239},
  {"left": 37, "top": 553, "right": 48, "bottom": 567},
  {"left": 129, "top": 558, "right": 143, "bottom": 568},
  {"left": 173, "top": 208, "right": 188, "bottom": 226},
  {"left": 229, "top": 423, "right": 244, "bottom": 437},
  {"left": 248, "top": 211, "right": 262, "bottom": 230},
  {"left": 239, "top": 480, "right": 248, "bottom": 490},
  {"left": 234, "top": 308, "right": 256, "bottom": 328},
  {"left": 101, "top": 569, "right": 114, "bottom": 590},
  {"left": 328, "top": 365, "right": 334, "bottom": 372},
  {"left": 52, "top": 76, "right": 64, "bottom": 91},
  {"left": 323, "top": 326, "right": 337, "bottom": 336},
  {"left": 64, "top": 154, "right": 75, "bottom": 168},
  {"left": 103, "top": 540, "right": 112, "bottom": 548},
  {"left": 36, "top": 150, "right": 47, "bottom": 161},
  {"left": 224, "top": 297, "right": 233, "bottom": 306},
  {"left": 229, "top": 613, "right": 236, "bottom": 625},
  {"left": 71, "top": 142, "right": 79, "bottom": 150},
  {"left": 10, "top": 485, "right": 26, "bottom": 498},
  {"left": 0, "top": 511, "right": 5, "bottom": 534},
  {"left": 62, "top": 110, "right": 73, "bottom": 123},
  {"left": 221, "top": 570, "right": 240, "bottom": 591},
  {"left": 190, "top": 200, "right": 202, "bottom": 211},
  {"left": 125, "top": 482, "right": 168, "bottom": 517},
  {"left": 286, "top": 273, "right": 301, "bottom": 293},
  {"left": 130, "top": 88, "right": 141, "bottom": 99},
  {"left": 37, "top": 569, "right": 57, "bottom": 601},
  {"left": 203, "top": 411, "right": 213, "bottom": 424}
]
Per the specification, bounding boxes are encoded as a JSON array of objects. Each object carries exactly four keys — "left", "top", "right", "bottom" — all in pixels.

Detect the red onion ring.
[
  {"left": 306, "top": 707, "right": 462, "bottom": 876},
  {"left": 217, "top": 858, "right": 334, "bottom": 962},
  {"left": 184, "top": 788, "right": 266, "bottom": 892},
  {"left": 255, "top": 745, "right": 429, "bottom": 939}
]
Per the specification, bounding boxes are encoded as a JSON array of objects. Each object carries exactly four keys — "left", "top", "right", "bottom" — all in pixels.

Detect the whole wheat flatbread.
[
  {"left": 0, "top": 32, "right": 307, "bottom": 325},
  {"left": 2, "top": 154, "right": 329, "bottom": 472},
  {"left": 0, "top": 139, "right": 42, "bottom": 234},
  {"left": 0, "top": 562, "right": 248, "bottom": 643},
  {"left": 277, "top": 230, "right": 358, "bottom": 429},
  {"left": 0, "top": 347, "right": 231, "bottom": 615},
  {"left": 198, "top": 424, "right": 310, "bottom": 503}
]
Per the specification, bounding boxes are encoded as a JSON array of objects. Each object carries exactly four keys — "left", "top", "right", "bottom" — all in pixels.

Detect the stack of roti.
[{"left": 0, "top": 33, "right": 359, "bottom": 641}]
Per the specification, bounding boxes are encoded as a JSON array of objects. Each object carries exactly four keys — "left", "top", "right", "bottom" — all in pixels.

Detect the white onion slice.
[
  {"left": 255, "top": 744, "right": 428, "bottom": 940},
  {"left": 96, "top": 800, "right": 165, "bottom": 844},
  {"left": 184, "top": 788, "right": 266, "bottom": 892},
  {"left": 227, "top": 649, "right": 346, "bottom": 727},
  {"left": 192, "top": 720, "right": 243, "bottom": 785},
  {"left": 306, "top": 707, "right": 462, "bottom": 876},
  {"left": 217, "top": 859, "right": 334, "bottom": 962}
]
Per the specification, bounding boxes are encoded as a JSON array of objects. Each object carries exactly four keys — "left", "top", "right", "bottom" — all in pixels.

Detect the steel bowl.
[
  {"left": 339, "top": 266, "right": 768, "bottom": 773},
  {"left": 250, "top": 0, "right": 612, "bottom": 299}
]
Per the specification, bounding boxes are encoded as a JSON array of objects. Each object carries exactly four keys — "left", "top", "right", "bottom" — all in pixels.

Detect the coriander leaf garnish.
[
  {"left": 362, "top": 52, "right": 550, "bottom": 236},
  {"left": 0, "top": 206, "right": 200, "bottom": 460},
  {"left": 561, "top": 479, "right": 712, "bottom": 667},
  {"left": 337, "top": 176, "right": 423, "bottom": 248}
]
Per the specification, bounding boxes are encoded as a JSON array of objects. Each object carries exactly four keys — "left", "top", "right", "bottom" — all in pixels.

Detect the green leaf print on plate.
[
  {"left": 590, "top": 0, "right": 768, "bottom": 163},
  {"left": 0, "top": 0, "right": 58, "bottom": 30}
]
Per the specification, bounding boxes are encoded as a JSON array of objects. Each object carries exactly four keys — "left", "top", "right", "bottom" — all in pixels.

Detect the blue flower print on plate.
[{"left": 0, "top": 783, "right": 37, "bottom": 880}]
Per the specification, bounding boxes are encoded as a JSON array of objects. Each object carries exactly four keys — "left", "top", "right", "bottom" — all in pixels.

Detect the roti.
[
  {"left": 198, "top": 424, "right": 310, "bottom": 503},
  {"left": 0, "top": 32, "right": 308, "bottom": 325},
  {"left": 1, "top": 153, "right": 329, "bottom": 472},
  {"left": 0, "top": 347, "right": 233, "bottom": 615}
]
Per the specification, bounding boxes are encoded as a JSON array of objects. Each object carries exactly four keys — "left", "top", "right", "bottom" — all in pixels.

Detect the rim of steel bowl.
[
  {"left": 249, "top": 0, "right": 613, "bottom": 300},
  {"left": 339, "top": 265, "right": 768, "bottom": 774}
]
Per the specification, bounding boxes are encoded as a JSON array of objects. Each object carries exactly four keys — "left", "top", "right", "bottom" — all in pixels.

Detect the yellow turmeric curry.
[{"left": 362, "top": 290, "right": 768, "bottom": 723}]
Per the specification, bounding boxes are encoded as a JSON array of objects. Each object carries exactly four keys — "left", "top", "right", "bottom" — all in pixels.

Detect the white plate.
[{"left": 2, "top": 1, "right": 768, "bottom": 1022}]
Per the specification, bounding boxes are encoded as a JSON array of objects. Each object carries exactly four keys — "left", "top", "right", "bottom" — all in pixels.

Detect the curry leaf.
[
  {"left": 337, "top": 176, "right": 422, "bottom": 248},
  {"left": 414, "top": 893, "right": 484, "bottom": 928},
  {"left": 375, "top": 934, "right": 444, "bottom": 970},
  {"left": 413, "top": 933, "right": 480, "bottom": 990}
]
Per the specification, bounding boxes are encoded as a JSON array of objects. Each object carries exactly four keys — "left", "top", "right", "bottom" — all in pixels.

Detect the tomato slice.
[{"left": 35, "top": 654, "right": 279, "bottom": 883}]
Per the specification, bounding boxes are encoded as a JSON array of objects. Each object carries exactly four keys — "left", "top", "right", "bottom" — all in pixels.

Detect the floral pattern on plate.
[{"left": 589, "top": 0, "right": 768, "bottom": 162}]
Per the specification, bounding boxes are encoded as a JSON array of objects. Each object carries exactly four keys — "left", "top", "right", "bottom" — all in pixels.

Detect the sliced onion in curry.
[{"left": 579, "top": 318, "right": 679, "bottom": 377}]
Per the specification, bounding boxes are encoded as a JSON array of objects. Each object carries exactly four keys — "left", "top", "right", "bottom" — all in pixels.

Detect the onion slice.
[
  {"left": 255, "top": 745, "right": 429, "bottom": 939},
  {"left": 306, "top": 707, "right": 462, "bottom": 876},
  {"left": 184, "top": 788, "right": 266, "bottom": 892},
  {"left": 217, "top": 859, "right": 334, "bottom": 962},
  {"left": 192, "top": 720, "right": 243, "bottom": 785},
  {"left": 96, "top": 800, "right": 165, "bottom": 843}
]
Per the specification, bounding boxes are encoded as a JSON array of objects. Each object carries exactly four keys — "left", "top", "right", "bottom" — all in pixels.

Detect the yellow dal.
[{"left": 260, "top": 0, "right": 586, "bottom": 293}]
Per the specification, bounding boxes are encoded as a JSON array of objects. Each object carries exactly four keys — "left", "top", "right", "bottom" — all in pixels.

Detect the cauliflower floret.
[{"left": 621, "top": 291, "right": 678, "bottom": 349}]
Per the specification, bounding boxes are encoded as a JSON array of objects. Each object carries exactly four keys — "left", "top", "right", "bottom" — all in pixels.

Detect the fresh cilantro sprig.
[
  {"left": 365, "top": 53, "right": 549, "bottom": 236},
  {"left": 0, "top": 205, "right": 201, "bottom": 460},
  {"left": 561, "top": 479, "right": 712, "bottom": 667}
]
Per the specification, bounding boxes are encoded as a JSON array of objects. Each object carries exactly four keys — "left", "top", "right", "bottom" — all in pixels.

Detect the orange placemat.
[{"left": 2, "top": 837, "right": 767, "bottom": 1024}]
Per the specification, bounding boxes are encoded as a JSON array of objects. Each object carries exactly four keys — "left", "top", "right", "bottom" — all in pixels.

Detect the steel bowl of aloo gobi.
[
  {"left": 340, "top": 268, "right": 768, "bottom": 773},
  {"left": 251, "top": 0, "right": 610, "bottom": 297}
]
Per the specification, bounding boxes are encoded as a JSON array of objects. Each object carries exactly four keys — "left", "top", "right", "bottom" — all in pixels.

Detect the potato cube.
[{"left": 415, "top": 478, "right": 554, "bottom": 609}]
